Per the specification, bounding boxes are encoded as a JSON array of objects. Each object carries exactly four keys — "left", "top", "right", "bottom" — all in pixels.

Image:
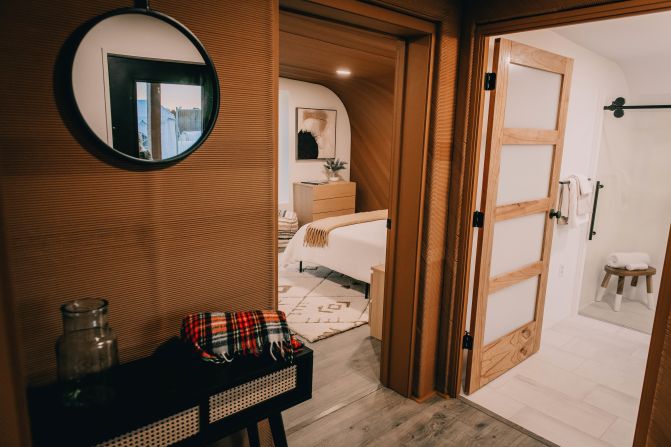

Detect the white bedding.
[{"left": 280, "top": 219, "right": 387, "bottom": 283}]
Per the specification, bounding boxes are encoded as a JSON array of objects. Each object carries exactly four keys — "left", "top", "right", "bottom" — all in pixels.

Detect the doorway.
[
  {"left": 273, "top": 2, "right": 436, "bottom": 438},
  {"left": 277, "top": 10, "right": 398, "bottom": 433},
  {"left": 457, "top": 10, "right": 671, "bottom": 447}
]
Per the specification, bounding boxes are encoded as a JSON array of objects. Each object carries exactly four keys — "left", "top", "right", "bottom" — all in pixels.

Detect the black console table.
[{"left": 27, "top": 340, "right": 313, "bottom": 446}]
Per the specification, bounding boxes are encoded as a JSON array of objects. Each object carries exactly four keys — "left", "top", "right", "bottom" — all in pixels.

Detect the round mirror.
[{"left": 71, "top": 9, "right": 219, "bottom": 163}]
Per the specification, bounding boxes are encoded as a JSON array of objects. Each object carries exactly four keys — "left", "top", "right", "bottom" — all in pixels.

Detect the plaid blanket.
[{"left": 181, "top": 310, "right": 294, "bottom": 363}]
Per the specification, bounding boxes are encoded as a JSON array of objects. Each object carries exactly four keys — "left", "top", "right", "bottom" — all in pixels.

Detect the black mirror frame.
[{"left": 67, "top": 7, "right": 220, "bottom": 166}]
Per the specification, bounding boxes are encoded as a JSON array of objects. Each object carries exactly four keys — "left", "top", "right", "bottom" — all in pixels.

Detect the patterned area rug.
[{"left": 278, "top": 260, "right": 369, "bottom": 342}]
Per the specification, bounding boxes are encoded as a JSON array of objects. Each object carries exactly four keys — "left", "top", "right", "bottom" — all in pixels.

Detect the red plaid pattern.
[{"left": 181, "top": 310, "right": 294, "bottom": 363}]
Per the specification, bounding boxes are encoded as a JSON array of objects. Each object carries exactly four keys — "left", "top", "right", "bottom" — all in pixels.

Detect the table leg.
[
  {"left": 646, "top": 275, "right": 655, "bottom": 309},
  {"left": 269, "top": 413, "right": 288, "bottom": 447},
  {"left": 596, "top": 272, "right": 611, "bottom": 302},
  {"left": 614, "top": 276, "right": 625, "bottom": 311},
  {"left": 631, "top": 276, "right": 639, "bottom": 287},
  {"left": 247, "top": 422, "right": 261, "bottom": 447}
]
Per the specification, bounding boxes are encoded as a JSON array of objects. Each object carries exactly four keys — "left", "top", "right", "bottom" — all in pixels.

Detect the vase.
[
  {"left": 56, "top": 298, "right": 118, "bottom": 407},
  {"left": 328, "top": 172, "right": 341, "bottom": 182}
]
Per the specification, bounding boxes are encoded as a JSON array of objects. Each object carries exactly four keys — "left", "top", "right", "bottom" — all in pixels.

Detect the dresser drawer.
[
  {"left": 312, "top": 196, "right": 355, "bottom": 213},
  {"left": 293, "top": 181, "right": 357, "bottom": 225},
  {"left": 312, "top": 182, "right": 356, "bottom": 200}
]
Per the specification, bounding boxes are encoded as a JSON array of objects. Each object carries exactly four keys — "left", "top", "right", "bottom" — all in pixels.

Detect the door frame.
[
  {"left": 277, "top": 0, "right": 436, "bottom": 397},
  {"left": 442, "top": 0, "right": 671, "bottom": 398},
  {"left": 634, "top": 226, "right": 671, "bottom": 445}
]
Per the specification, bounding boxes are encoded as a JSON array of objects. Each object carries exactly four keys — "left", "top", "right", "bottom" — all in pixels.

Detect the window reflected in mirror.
[{"left": 135, "top": 82, "right": 203, "bottom": 160}]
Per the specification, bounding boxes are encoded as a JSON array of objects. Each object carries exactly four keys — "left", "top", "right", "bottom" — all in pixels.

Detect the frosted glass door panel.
[
  {"left": 497, "top": 144, "right": 554, "bottom": 206},
  {"left": 484, "top": 276, "right": 539, "bottom": 345},
  {"left": 504, "top": 64, "right": 562, "bottom": 130},
  {"left": 490, "top": 213, "right": 545, "bottom": 277}
]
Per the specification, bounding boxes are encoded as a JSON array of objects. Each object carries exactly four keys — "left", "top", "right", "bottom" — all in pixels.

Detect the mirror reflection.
[
  {"left": 71, "top": 12, "right": 217, "bottom": 162},
  {"left": 135, "top": 82, "right": 203, "bottom": 160}
]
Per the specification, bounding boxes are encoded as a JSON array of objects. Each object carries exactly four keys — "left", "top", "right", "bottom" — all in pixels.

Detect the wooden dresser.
[{"left": 293, "top": 181, "right": 356, "bottom": 225}]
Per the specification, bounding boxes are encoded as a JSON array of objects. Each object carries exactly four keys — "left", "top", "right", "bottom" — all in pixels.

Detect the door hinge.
[
  {"left": 386, "top": 218, "right": 391, "bottom": 230},
  {"left": 463, "top": 332, "right": 474, "bottom": 350},
  {"left": 484, "top": 72, "right": 496, "bottom": 90},
  {"left": 472, "top": 211, "right": 484, "bottom": 228}
]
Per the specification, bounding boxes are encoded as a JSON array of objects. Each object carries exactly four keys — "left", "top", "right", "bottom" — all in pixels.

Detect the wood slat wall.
[
  {"left": 0, "top": 0, "right": 278, "bottom": 390},
  {"left": 332, "top": 78, "right": 395, "bottom": 212}
]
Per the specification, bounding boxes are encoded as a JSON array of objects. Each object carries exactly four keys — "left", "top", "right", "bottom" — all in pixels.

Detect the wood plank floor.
[{"left": 285, "top": 325, "right": 548, "bottom": 446}]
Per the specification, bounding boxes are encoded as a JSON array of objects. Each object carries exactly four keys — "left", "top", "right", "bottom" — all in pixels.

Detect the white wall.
[
  {"left": 72, "top": 13, "right": 204, "bottom": 144},
  {"left": 580, "top": 96, "right": 671, "bottom": 309},
  {"left": 278, "top": 78, "right": 351, "bottom": 210},
  {"left": 467, "top": 30, "right": 628, "bottom": 333},
  {"left": 555, "top": 11, "right": 671, "bottom": 101}
]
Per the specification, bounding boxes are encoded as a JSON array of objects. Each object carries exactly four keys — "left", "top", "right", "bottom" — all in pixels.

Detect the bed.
[{"left": 280, "top": 218, "right": 387, "bottom": 284}]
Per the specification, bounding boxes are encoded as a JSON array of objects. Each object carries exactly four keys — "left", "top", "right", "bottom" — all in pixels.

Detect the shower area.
[{"left": 579, "top": 97, "right": 671, "bottom": 334}]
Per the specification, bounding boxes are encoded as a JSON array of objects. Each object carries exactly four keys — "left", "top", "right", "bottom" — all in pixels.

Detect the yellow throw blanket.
[{"left": 304, "top": 209, "right": 388, "bottom": 248}]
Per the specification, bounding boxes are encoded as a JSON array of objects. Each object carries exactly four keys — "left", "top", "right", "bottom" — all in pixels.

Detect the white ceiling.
[{"left": 555, "top": 10, "right": 671, "bottom": 99}]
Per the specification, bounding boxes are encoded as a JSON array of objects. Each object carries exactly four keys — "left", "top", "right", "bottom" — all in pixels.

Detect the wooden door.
[
  {"left": 465, "top": 38, "right": 573, "bottom": 394},
  {"left": 634, "top": 227, "right": 671, "bottom": 446}
]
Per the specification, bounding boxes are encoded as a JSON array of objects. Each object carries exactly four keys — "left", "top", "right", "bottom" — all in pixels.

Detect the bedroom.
[{"left": 275, "top": 10, "right": 397, "bottom": 427}]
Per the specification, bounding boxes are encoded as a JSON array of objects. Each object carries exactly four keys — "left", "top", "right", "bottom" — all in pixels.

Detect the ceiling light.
[{"left": 336, "top": 68, "right": 351, "bottom": 77}]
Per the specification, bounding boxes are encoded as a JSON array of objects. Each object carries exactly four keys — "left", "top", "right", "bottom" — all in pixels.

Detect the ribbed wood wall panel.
[
  {"left": 0, "top": 0, "right": 278, "bottom": 386},
  {"left": 330, "top": 78, "right": 395, "bottom": 212}
]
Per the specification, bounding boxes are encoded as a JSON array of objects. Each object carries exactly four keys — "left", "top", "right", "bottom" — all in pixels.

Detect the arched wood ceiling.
[{"left": 280, "top": 10, "right": 399, "bottom": 211}]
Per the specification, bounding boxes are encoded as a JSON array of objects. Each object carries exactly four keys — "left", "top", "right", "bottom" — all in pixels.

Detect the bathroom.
[{"left": 461, "top": 10, "right": 671, "bottom": 447}]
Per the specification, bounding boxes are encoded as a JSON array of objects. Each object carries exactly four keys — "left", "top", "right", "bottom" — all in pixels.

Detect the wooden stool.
[{"left": 596, "top": 265, "right": 656, "bottom": 311}]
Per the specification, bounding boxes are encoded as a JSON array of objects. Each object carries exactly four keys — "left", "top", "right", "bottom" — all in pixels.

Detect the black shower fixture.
[{"left": 604, "top": 96, "right": 671, "bottom": 118}]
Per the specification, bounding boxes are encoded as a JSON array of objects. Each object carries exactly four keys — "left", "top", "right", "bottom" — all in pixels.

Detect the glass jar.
[{"left": 56, "top": 298, "right": 118, "bottom": 407}]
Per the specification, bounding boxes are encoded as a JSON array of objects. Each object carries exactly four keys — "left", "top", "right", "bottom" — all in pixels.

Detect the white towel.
[
  {"left": 625, "top": 263, "right": 649, "bottom": 271},
  {"left": 607, "top": 252, "right": 651, "bottom": 268},
  {"left": 575, "top": 174, "right": 593, "bottom": 196},
  {"left": 557, "top": 176, "right": 592, "bottom": 228},
  {"left": 564, "top": 178, "right": 589, "bottom": 228},
  {"left": 557, "top": 182, "right": 570, "bottom": 226},
  {"left": 569, "top": 174, "right": 592, "bottom": 216}
]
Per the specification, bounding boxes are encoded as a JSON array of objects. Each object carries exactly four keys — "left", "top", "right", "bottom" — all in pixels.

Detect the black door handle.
[{"left": 549, "top": 209, "right": 562, "bottom": 219}]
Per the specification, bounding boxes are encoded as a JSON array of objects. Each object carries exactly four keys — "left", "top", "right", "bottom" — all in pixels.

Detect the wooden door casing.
[
  {"left": 465, "top": 38, "right": 573, "bottom": 394},
  {"left": 634, "top": 227, "right": 671, "bottom": 446}
]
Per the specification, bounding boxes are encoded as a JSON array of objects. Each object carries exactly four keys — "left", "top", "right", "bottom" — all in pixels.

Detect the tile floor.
[
  {"left": 579, "top": 295, "right": 654, "bottom": 334},
  {"left": 464, "top": 315, "right": 650, "bottom": 447}
]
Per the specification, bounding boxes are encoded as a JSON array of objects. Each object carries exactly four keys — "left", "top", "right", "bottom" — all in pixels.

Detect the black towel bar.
[{"left": 559, "top": 178, "right": 592, "bottom": 185}]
